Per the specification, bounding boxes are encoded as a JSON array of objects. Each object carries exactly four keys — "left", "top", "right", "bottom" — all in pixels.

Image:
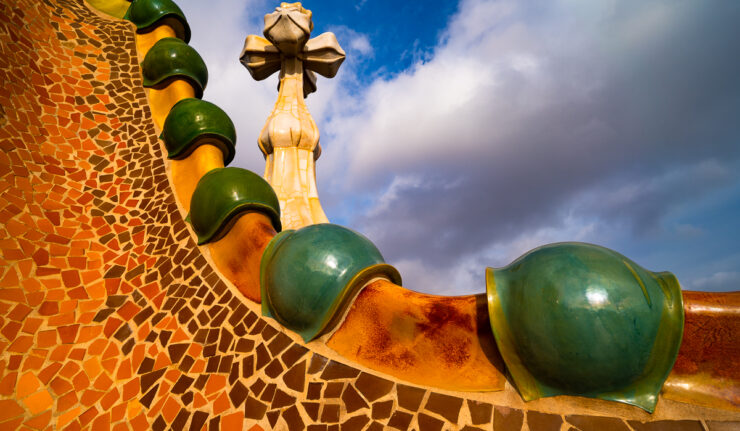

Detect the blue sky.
[{"left": 177, "top": 0, "right": 740, "bottom": 295}]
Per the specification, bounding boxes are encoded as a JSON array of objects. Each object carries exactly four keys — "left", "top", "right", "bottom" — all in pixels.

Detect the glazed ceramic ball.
[{"left": 486, "top": 242, "right": 683, "bottom": 412}]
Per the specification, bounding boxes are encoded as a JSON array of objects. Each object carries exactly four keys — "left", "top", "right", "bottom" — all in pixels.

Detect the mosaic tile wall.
[{"left": 0, "top": 0, "right": 738, "bottom": 430}]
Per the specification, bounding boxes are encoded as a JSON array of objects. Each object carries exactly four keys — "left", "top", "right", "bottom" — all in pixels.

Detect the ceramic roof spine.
[
  {"left": 124, "top": 0, "right": 191, "bottom": 42},
  {"left": 141, "top": 37, "right": 208, "bottom": 99},
  {"left": 161, "top": 98, "right": 237, "bottom": 165},
  {"left": 485, "top": 242, "right": 684, "bottom": 412},
  {"left": 189, "top": 167, "right": 282, "bottom": 245},
  {"left": 260, "top": 223, "right": 402, "bottom": 342}
]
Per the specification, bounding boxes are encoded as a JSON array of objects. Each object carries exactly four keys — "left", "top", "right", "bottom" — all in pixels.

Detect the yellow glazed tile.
[
  {"left": 16, "top": 372, "right": 41, "bottom": 399},
  {"left": 147, "top": 79, "right": 196, "bottom": 130},
  {"left": 171, "top": 144, "right": 224, "bottom": 212},
  {"left": 22, "top": 389, "right": 54, "bottom": 415}
]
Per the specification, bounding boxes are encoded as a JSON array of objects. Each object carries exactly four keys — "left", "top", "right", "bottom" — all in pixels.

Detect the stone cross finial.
[{"left": 239, "top": 2, "right": 345, "bottom": 230}]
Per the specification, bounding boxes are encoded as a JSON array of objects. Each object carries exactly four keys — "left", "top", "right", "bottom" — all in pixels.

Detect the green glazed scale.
[
  {"left": 260, "top": 224, "right": 401, "bottom": 342},
  {"left": 124, "top": 0, "right": 191, "bottom": 42},
  {"left": 161, "top": 98, "right": 236, "bottom": 164},
  {"left": 141, "top": 37, "right": 208, "bottom": 98},
  {"left": 189, "top": 167, "right": 281, "bottom": 245}
]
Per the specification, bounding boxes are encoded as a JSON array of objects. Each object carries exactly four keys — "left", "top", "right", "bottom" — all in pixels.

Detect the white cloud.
[
  {"left": 317, "top": 0, "right": 740, "bottom": 293},
  {"left": 177, "top": 0, "right": 740, "bottom": 294},
  {"left": 690, "top": 272, "right": 740, "bottom": 292},
  {"left": 349, "top": 34, "right": 372, "bottom": 56}
]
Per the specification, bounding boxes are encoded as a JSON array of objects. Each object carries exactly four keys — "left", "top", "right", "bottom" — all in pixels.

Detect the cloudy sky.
[{"left": 176, "top": 0, "right": 740, "bottom": 295}]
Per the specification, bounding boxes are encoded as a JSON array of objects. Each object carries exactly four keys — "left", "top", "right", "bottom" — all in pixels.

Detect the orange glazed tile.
[
  {"left": 76, "top": 326, "right": 101, "bottom": 343},
  {"left": 57, "top": 324, "right": 79, "bottom": 344},
  {"left": 8, "top": 335, "right": 33, "bottom": 352},
  {"left": 100, "top": 388, "right": 119, "bottom": 411},
  {"left": 80, "top": 389, "right": 105, "bottom": 407},
  {"left": 192, "top": 392, "right": 208, "bottom": 409},
  {"left": 116, "top": 358, "right": 131, "bottom": 381},
  {"left": 102, "top": 343, "right": 119, "bottom": 360},
  {"left": 116, "top": 301, "right": 139, "bottom": 321},
  {"left": 101, "top": 358, "right": 117, "bottom": 376},
  {"left": 91, "top": 412, "right": 110, "bottom": 431},
  {"left": 49, "top": 345, "right": 72, "bottom": 362},
  {"left": 37, "top": 363, "right": 62, "bottom": 385},
  {"left": 17, "top": 372, "right": 41, "bottom": 398},
  {"left": 93, "top": 373, "right": 113, "bottom": 392},
  {"left": 22, "top": 389, "right": 54, "bottom": 415},
  {"left": 157, "top": 381, "right": 172, "bottom": 397},
  {"left": 56, "top": 392, "right": 78, "bottom": 413},
  {"left": 22, "top": 354, "right": 45, "bottom": 372},
  {"left": 80, "top": 406, "right": 99, "bottom": 426},
  {"left": 72, "top": 371, "right": 90, "bottom": 392},
  {"left": 2, "top": 321, "right": 21, "bottom": 340},
  {"left": 0, "top": 399, "right": 25, "bottom": 422},
  {"left": 153, "top": 352, "right": 171, "bottom": 370},
  {"left": 60, "top": 270, "right": 80, "bottom": 287},
  {"left": 162, "top": 397, "right": 180, "bottom": 423},
  {"left": 0, "top": 417, "right": 23, "bottom": 430},
  {"left": 247, "top": 425, "right": 265, "bottom": 431},
  {"left": 0, "top": 372, "right": 18, "bottom": 396},
  {"left": 21, "top": 317, "right": 43, "bottom": 334},
  {"left": 222, "top": 412, "right": 243, "bottom": 430},
  {"left": 23, "top": 410, "right": 52, "bottom": 430},
  {"left": 83, "top": 357, "right": 102, "bottom": 379},
  {"left": 205, "top": 375, "right": 226, "bottom": 396},
  {"left": 68, "top": 348, "right": 85, "bottom": 361},
  {"left": 130, "top": 412, "right": 149, "bottom": 431},
  {"left": 49, "top": 376, "right": 74, "bottom": 396},
  {"left": 87, "top": 339, "right": 108, "bottom": 356},
  {"left": 58, "top": 300, "right": 77, "bottom": 314},
  {"left": 103, "top": 317, "right": 122, "bottom": 338},
  {"left": 58, "top": 362, "right": 79, "bottom": 379},
  {"left": 8, "top": 303, "right": 32, "bottom": 321},
  {"left": 147, "top": 395, "right": 167, "bottom": 418},
  {"left": 212, "top": 392, "right": 230, "bottom": 416},
  {"left": 56, "top": 406, "right": 80, "bottom": 429}
]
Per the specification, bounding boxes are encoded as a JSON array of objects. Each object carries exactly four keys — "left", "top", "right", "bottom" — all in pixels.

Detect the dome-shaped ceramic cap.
[
  {"left": 486, "top": 242, "right": 683, "bottom": 412},
  {"left": 260, "top": 224, "right": 402, "bottom": 342},
  {"left": 161, "top": 98, "right": 236, "bottom": 164},
  {"left": 124, "top": 0, "right": 191, "bottom": 43},
  {"left": 189, "top": 167, "right": 281, "bottom": 245},
  {"left": 141, "top": 37, "right": 207, "bottom": 98}
]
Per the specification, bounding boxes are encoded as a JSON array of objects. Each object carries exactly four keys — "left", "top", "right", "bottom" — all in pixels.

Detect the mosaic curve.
[{"left": 0, "top": 0, "right": 739, "bottom": 430}]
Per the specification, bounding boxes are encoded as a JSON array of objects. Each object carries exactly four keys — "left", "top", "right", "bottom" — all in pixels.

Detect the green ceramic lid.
[
  {"left": 124, "top": 0, "right": 191, "bottom": 43},
  {"left": 260, "top": 223, "right": 402, "bottom": 342},
  {"left": 161, "top": 98, "right": 236, "bottom": 164},
  {"left": 189, "top": 167, "right": 281, "bottom": 245},
  {"left": 486, "top": 242, "right": 684, "bottom": 412},
  {"left": 141, "top": 37, "right": 207, "bottom": 98}
]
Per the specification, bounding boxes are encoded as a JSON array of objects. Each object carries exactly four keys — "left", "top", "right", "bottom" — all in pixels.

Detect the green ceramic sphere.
[
  {"left": 189, "top": 167, "right": 281, "bottom": 245},
  {"left": 141, "top": 37, "right": 207, "bottom": 98},
  {"left": 486, "top": 242, "right": 683, "bottom": 412},
  {"left": 124, "top": 0, "right": 191, "bottom": 42},
  {"left": 161, "top": 98, "right": 236, "bottom": 164},
  {"left": 260, "top": 224, "right": 402, "bottom": 342}
]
